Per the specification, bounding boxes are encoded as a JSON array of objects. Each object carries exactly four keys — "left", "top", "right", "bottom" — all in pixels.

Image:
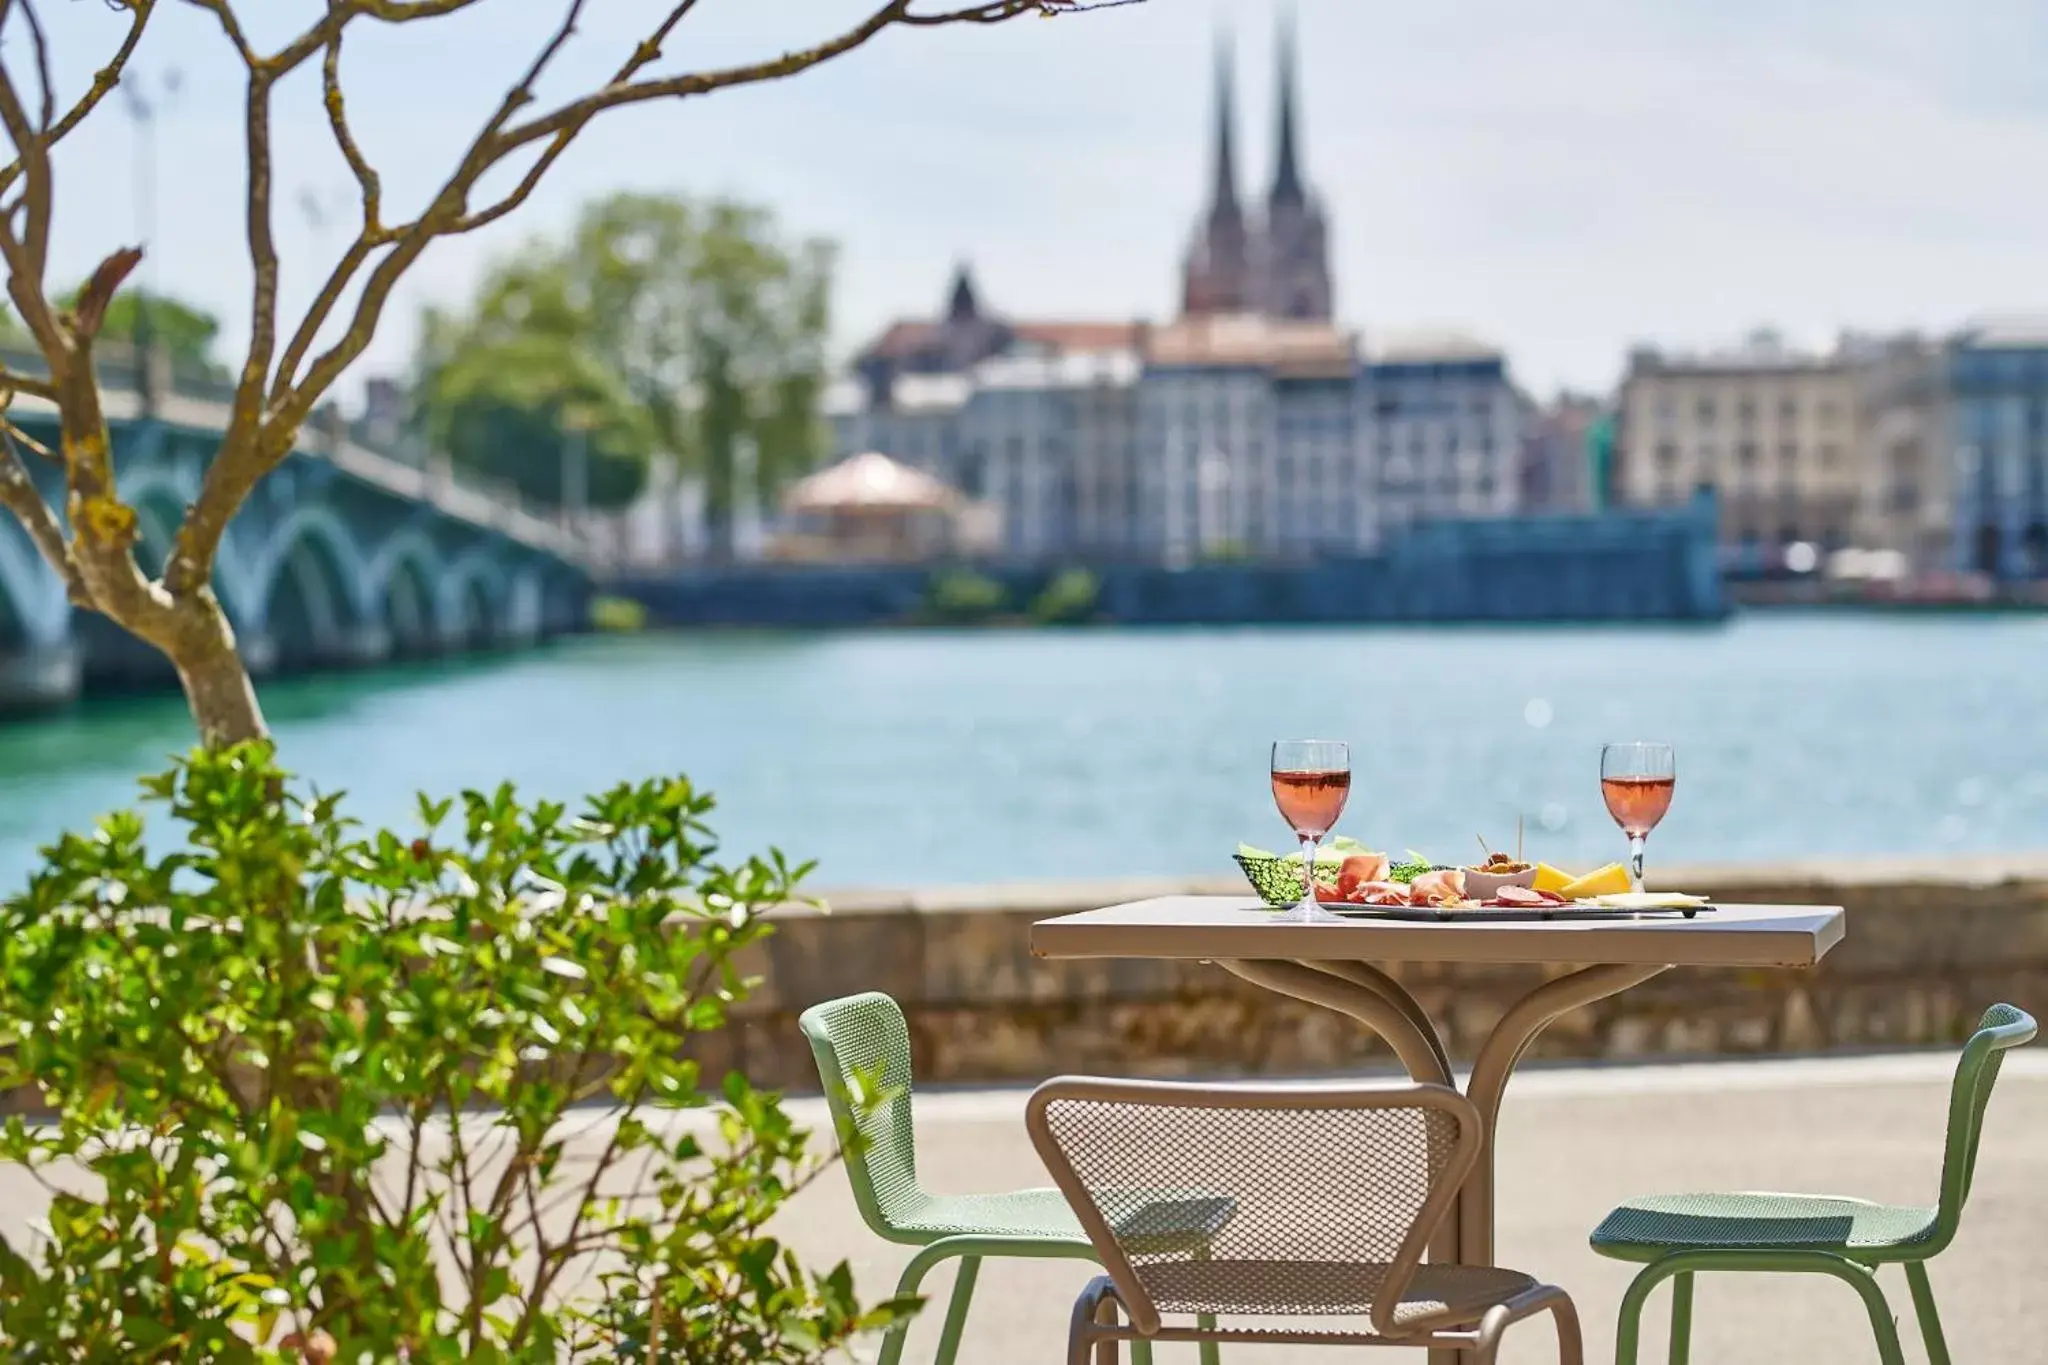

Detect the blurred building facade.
[
  {"left": 1945, "top": 319, "right": 2048, "bottom": 577},
  {"left": 1618, "top": 323, "right": 2048, "bottom": 578},
  {"left": 825, "top": 17, "right": 1528, "bottom": 566},
  {"left": 1616, "top": 333, "right": 1871, "bottom": 571},
  {"left": 1519, "top": 392, "right": 1603, "bottom": 513}
]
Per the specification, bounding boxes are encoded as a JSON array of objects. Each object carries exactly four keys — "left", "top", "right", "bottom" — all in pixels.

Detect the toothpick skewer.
[{"left": 1516, "top": 815, "right": 1524, "bottom": 863}]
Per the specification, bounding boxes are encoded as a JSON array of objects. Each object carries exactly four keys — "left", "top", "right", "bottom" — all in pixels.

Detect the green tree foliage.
[
  {"left": 924, "top": 568, "right": 1008, "bottom": 624},
  {"left": 415, "top": 193, "right": 834, "bottom": 540},
  {"left": 0, "top": 744, "right": 916, "bottom": 1361},
  {"left": 84, "top": 290, "right": 227, "bottom": 380},
  {"left": 1028, "top": 567, "right": 1102, "bottom": 624},
  {"left": 1, "top": 289, "right": 224, "bottom": 380}
]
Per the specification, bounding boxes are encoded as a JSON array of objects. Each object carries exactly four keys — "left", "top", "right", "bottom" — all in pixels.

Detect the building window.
[
  {"left": 1778, "top": 397, "right": 1799, "bottom": 422},
  {"left": 1778, "top": 442, "right": 1797, "bottom": 466},
  {"left": 1656, "top": 441, "right": 1680, "bottom": 469},
  {"left": 1819, "top": 443, "right": 1840, "bottom": 467},
  {"left": 1737, "top": 399, "right": 1757, "bottom": 425},
  {"left": 1818, "top": 400, "right": 1840, "bottom": 427},
  {"left": 1696, "top": 398, "right": 1716, "bottom": 424},
  {"left": 1736, "top": 442, "right": 1758, "bottom": 467}
]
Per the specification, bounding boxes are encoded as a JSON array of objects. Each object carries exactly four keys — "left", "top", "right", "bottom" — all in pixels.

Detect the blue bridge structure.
[{"left": 0, "top": 349, "right": 591, "bottom": 712}]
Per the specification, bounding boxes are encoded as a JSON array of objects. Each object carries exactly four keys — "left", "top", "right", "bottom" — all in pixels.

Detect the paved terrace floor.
[{"left": 773, "top": 1051, "right": 2048, "bottom": 1365}]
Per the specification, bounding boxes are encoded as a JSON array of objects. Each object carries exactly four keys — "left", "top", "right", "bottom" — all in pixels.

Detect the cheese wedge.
[
  {"left": 1532, "top": 862, "right": 1576, "bottom": 895},
  {"left": 1560, "top": 862, "right": 1630, "bottom": 899}
]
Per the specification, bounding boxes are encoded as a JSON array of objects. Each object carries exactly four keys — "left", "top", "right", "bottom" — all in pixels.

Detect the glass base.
[{"left": 1275, "top": 897, "right": 1348, "bottom": 924}]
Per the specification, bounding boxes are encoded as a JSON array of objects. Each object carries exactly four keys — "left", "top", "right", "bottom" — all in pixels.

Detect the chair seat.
[
  {"left": 1138, "top": 1260, "right": 1539, "bottom": 1333},
  {"left": 893, "top": 1187, "right": 1239, "bottom": 1250},
  {"left": 1591, "top": 1191, "right": 1938, "bottom": 1262},
  {"left": 891, "top": 1186, "right": 1090, "bottom": 1242}
]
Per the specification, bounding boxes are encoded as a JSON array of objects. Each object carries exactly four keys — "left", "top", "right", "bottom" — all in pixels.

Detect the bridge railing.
[{"left": 0, "top": 344, "right": 586, "bottom": 566}]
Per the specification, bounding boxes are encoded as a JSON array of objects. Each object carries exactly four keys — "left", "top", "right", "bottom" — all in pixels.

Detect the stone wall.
[{"left": 720, "top": 859, "right": 2048, "bottom": 1091}]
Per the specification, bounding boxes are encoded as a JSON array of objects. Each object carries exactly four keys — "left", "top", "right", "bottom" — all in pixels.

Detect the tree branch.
[
  {"left": 446, "top": 0, "right": 706, "bottom": 237},
  {"left": 0, "top": 2, "right": 152, "bottom": 202},
  {"left": 0, "top": 368, "right": 56, "bottom": 404},
  {"left": 72, "top": 245, "right": 142, "bottom": 340},
  {"left": 0, "top": 423, "right": 84, "bottom": 605},
  {"left": 0, "top": 53, "right": 57, "bottom": 341},
  {"left": 170, "top": 0, "right": 1123, "bottom": 599},
  {"left": 12, "top": 0, "right": 55, "bottom": 131},
  {"left": 267, "top": 0, "right": 486, "bottom": 79},
  {"left": 183, "top": 0, "right": 257, "bottom": 66},
  {"left": 321, "top": 11, "right": 380, "bottom": 231}
]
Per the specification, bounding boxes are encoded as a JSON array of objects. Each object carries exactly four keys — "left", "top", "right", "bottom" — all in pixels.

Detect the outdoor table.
[{"left": 1030, "top": 895, "right": 1845, "bottom": 1365}]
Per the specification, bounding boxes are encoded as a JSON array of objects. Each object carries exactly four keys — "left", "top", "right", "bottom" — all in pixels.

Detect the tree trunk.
[{"left": 166, "top": 591, "right": 269, "bottom": 749}]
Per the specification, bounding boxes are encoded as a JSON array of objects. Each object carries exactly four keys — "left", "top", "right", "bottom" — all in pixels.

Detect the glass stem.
[
  {"left": 1627, "top": 835, "right": 1647, "bottom": 894},
  {"left": 1301, "top": 835, "right": 1319, "bottom": 907}
]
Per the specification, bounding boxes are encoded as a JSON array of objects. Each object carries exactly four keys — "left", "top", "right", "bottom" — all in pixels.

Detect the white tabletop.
[{"left": 1030, "top": 895, "right": 1845, "bottom": 969}]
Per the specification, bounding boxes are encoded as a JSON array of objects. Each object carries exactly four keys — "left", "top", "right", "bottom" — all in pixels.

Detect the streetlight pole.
[{"left": 120, "top": 69, "right": 179, "bottom": 414}]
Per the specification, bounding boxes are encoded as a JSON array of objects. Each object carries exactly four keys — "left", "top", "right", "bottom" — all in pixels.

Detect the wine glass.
[
  {"left": 1270, "top": 740, "right": 1351, "bottom": 923},
  {"left": 1600, "top": 742, "right": 1675, "bottom": 894}
]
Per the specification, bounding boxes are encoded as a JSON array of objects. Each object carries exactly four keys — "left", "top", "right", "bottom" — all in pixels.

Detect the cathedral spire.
[
  {"left": 1270, "top": 8, "right": 1303, "bottom": 205},
  {"left": 1208, "top": 31, "right": 1241, "bottom": 220}
]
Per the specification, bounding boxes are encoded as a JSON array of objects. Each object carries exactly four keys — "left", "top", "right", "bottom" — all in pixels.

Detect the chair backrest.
[
  {"left": 1929, "top": 1002, "right": 2036, "bottom": 1250},
  {"left": 1026, "top": 1076, "right": 1480, "bottom": 1337},
  {"left": 797, "top": 991, "right": 927, "bottom": 1240}
]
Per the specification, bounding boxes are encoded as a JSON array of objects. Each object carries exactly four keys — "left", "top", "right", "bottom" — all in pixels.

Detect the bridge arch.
[
  {"left": 252, "top": 506, "right": 371, "bottom": 671},
  {"left": 365, "top": 527, "right": 445, "bottom": 657},
  {"left": 0, "top": 517, "right": 68, "bottom": 650},
  {"left": 437, "top": 549, "right": 511, "bottom": 651}
]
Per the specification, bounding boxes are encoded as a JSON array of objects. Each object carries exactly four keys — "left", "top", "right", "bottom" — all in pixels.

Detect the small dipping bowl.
[{"left": 1462, "top": 865, "right": 1538, "bottom": 899}]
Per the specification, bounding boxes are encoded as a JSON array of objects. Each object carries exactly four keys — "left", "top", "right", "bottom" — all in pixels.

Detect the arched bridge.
[{"left": 0, "top": 353, "right": 592, "bottom": 712}]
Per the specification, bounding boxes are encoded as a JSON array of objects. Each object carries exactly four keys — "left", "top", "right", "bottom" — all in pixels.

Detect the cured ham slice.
[
  {"left": 1407, "top": 867, "right": 1467, "bottom": 907},
  {"left": 1353, "top": 881, "right": 1411, "bottom": 907},
  {"left": 1336, "top": 852, "right": 1391, "bottom": 899}
]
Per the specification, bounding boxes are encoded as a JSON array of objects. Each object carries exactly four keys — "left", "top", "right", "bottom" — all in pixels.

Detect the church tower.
[
  {"left": 1180, "top": 35, "right": 1254, "bottom": 316},
  {"left": 1256, "top": 13, "right": 1333, "bottom": 321}
]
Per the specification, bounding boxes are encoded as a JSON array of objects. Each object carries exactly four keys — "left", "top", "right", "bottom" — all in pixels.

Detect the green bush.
[
  {"left": 590, "top": 593, "right": 650, "bottom": 632},
  {"left": 923, "top": 568, "right": 1006, "bottom": 623},
  {"left": 0, "top": 743, "right": 913, "bottom": 1362},
  {"left": 1027, "top": 568, "right": 1101, "bottom": 625}
]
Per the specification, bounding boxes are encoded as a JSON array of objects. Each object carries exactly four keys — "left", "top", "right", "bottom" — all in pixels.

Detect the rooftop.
[
  {"left": 1365, "top": 327, "right": 1503, "bottom": 363},
  {"left": 1145, "top": 311, "right": 1356, "bottom": 375},
  {"left": 1958, "top": 314, "right": 2048, "bottom": 349}
]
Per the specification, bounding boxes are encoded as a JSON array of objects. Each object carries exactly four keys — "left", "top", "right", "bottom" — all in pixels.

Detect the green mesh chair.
[
  {"left": 1589, "top": 1003, "right": 2036, "bottom": 1365},
  {"left": 800, "top": 992, "right": 1222, "bottom": 1365}
]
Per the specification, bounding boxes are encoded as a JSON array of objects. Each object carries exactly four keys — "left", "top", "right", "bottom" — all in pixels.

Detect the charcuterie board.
[{"left": 1322, "top": 902, "right": 1715, "bottom": 923}]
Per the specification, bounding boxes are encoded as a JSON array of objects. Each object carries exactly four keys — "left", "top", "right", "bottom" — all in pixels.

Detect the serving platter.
[{"left": 1317, "top": 902, "right": 1715, "bottom": 923}]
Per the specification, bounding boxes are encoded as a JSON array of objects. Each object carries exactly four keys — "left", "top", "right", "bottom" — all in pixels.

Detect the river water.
[{"left": 1, "top": 614, "right": 2043, "bottom": 891}]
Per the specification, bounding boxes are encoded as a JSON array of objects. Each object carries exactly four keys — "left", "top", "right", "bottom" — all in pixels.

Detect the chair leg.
[
  {"left": 1092, "top": 1286, "right": 1122, "bottom": 1365},
  {"left": 931, "top": 1256, "right": 980, "bottom": 1365},
  {"left": 1615, "top": 1252, "right": 1907, "bottom": 1365},
  {"left": 1613, "top": 1263, "right": 1664, "bottom": 1365},
  {"left": 1195, "top": 1316, "right": 1220, "bottom": 1365},
  {"left": 1667, "top": 1272, "right": 1693, "bottom": 1365},
  {"left": 1472, "top": 1291, "right": 1583, "bottom": 1365},
  {"left": 1842, "top": 1265, "right": 1909, "bottom": 1365},
  {"left": 1068, "top": 1277, "right": 1115, "bottom": 1365},
  {"left": 1549, "top": 1291, "right": 1585, "bottom": 1365},
  {"left": 877, "top": 1242, "right": 963, "bottom": 1365},
  {"left": 1904, "top": 1263, "right": 1952, "bottom": 1365}
]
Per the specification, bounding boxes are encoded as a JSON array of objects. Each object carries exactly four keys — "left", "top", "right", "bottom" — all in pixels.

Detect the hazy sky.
[{"left": 21, "top": 0, "right": 2048, "bottom": 398}]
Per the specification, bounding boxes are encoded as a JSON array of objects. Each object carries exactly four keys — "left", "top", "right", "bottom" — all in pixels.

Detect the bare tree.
[{"left": 0, "top": 0, "right": 1135, "bottom": 748}]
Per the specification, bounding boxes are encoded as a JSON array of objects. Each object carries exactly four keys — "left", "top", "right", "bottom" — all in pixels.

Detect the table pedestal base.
[{"left": 1218, "top": 958, "right": 1669, "bottom": 1363}]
